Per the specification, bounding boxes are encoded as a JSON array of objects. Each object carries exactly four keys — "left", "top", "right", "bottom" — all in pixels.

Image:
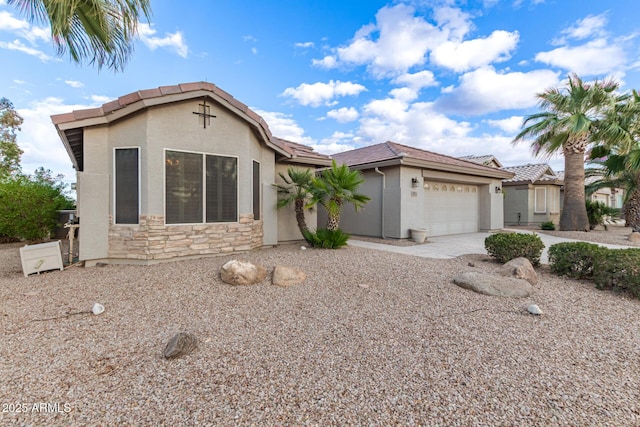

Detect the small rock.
[
  {"left": 468, "top": 262, "right": 476, "bottom": 267},
  {"left": 628, "top": 232, "right": 640, "bottom": 243},
  {"left": 163, "top": 332, "right": 198, "bottom": 359},
  {"left": 220, "top": 260, "right": 268, "bottom": 285},
  {"left": 92, "top": 303, "right": 105, "bottom": 315},
  {"left": 300, "top": 246, "right": 307, "bottom": 250},
  {"left": 272, "top": 265, "right": 306, "bottom": 287},
  {"left": 527, "top": 304, "right": 543, "bottom": 315}
]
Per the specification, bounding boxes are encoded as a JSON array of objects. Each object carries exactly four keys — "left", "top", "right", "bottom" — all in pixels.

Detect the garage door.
[{"left": 424, "top": 182, "right": 478, "bottom": 236}]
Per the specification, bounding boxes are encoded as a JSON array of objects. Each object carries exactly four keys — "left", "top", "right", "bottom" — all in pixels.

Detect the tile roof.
[
  {"left": 332, "top": 141, "right": 514, "bottom": 178},
  {"left": 271, "top": 137, "right": 332, "bottom": 165},
  {"left": 459, "top": 154, "right": 503, "bottom": 168},
  {"left": 502, "top": 163, "right": 563, "bottom": 184}
]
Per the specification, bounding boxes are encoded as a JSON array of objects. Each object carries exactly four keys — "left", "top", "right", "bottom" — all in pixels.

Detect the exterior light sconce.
[
  {"left": 495, "top": 186, "right": 502, "bottom": 194},
  {"left": 411, "top": 177, "right": 420, "bottom": 188}
]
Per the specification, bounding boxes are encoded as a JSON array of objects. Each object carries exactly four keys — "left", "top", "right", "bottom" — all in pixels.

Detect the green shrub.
[
  {"left": 592, "top": 249, "right": 640, "bottom": 297},
  {"left": 303, "top": 228, "right": 350, "bottom": 249},
  {"left": 484, "top": 232, "right": 545, "bottom": 266},
  {"left": 540, "top": 221, "right": 555, "bottom": 230},
  {"left": 0, "top": 173, "right": 74, "bottom": 241},
  {"left": 548, "top": 242, "right": 607, "bottom": 279},
  {"left": 585, "top": 199, "right": 620, "bottom": 230}
]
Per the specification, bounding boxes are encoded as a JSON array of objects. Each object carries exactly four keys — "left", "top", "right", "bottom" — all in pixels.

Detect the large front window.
[{"left": 165, "top": 150, "right": 237, "bottom": 224}]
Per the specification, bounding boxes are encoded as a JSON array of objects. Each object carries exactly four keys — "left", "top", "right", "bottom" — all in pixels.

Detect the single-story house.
[
  {"left": 459, "top": 154, "right": 503, "bottom": 169},
  {"left": 51, "top": 82, "right": 330, "bottom": 265},
  {"left": 325, "top": 142, "right": 514, "bottom": 238},
  {"left": 501, "top": 164, "right": 563, "bottom": 226},
  {"left": 557, "top": 172, "right": 625, "bottom": 210}
]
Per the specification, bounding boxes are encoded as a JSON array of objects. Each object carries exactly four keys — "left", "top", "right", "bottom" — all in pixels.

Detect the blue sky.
[{"left": 1, "top": 0, "right": 639, "bottom": 183}]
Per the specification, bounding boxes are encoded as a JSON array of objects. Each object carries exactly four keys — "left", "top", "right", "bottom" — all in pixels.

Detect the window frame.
[
  {"left": 252, "top": 160, "right": 261, "bottom": 221},
  {"left": 534, "top": 187, "right": 547, "bottom": 214},
  {"left": 163, "top": 148, "right": 239, "bottom": 225},
  {"left": 113, "top": 147, "right": 140, "bottom": 225},
  {"left": 548, "top": 186, "right": 560, "bottom": 213}
]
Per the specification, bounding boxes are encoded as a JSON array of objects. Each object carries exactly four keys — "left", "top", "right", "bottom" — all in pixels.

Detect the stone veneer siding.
[{"left": 108, "top": 214, "right": 263, "bottom": 260}]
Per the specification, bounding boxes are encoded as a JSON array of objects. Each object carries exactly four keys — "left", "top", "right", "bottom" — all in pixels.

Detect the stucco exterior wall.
[
  {"left": 338, "top": 169, "right": 384, "bottom": 237},
  {"left": 275, "top": 163, "right": 318, "bottom": 242},
  {"left": 77, "top": 98, "right": 275, "bottom": 263},
  {"left": 503, "top": 184, "right": 561, "bottom": 226}
]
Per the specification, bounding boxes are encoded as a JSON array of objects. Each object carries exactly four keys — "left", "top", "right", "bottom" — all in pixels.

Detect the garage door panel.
[{"left": 424, "top": 183, "right": 478, "bottom": 236}]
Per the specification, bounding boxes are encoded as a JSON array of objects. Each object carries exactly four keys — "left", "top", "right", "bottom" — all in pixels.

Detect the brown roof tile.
[{"left": 502, "top": 163, "right": 562, "bottom": 184}]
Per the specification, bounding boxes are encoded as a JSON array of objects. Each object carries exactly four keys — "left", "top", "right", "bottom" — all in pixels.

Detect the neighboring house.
[
  {"left": 459, "top": 154, "right": 503, "bottom": 169},
  {"left": 557, "top": 172, "right": 625, "bottom": 209},
  {"left": 501, "top": 164, "right": 563, "bottom": 226},
  {"left": 326, "top": 142, "right": 514, "bottom": 238},
  {"left": 51, "top": 82, "right": 329, "bottom": 265}
]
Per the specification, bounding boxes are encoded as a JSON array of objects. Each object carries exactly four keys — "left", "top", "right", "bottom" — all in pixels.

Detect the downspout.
[{"left": 374, "top": 167, "right": 386, "bottom": 239}]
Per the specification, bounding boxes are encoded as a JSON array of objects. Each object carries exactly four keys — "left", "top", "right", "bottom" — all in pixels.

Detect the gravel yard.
[{"left": 1, "top": 236, "right": 640, "bottom": 425}]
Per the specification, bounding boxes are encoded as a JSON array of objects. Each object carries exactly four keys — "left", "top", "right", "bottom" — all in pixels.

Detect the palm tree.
[
  {"left": 513, "top": 74, "right": 625, "bottom": 231},
  {"left": 588, "top": 90, "right": 640, "bottom": 230},
  {"left": 309, "top": 160, "right": 370, "bottom": 231},
  {"left": 275, "top": 167, "right": 314, "bottom": 244},
  {"left": 8, "top": 0, "right": 152, "bottom": 71}
]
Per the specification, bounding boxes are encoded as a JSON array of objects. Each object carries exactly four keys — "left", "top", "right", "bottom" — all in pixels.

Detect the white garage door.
[{"left": 424, "top": 182, "right": 478, "bottom": 236}]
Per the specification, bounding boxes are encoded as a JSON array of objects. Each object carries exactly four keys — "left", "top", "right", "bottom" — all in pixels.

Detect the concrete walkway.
[{"left": 348, "top": 229, "right": 635, "bottom": 264}]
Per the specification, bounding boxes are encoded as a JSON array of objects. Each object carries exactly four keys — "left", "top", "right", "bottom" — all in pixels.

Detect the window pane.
[
  {"left": 166, "top": 151, "right": 203, "bottom": 224},
  {"left": 252, "top": 161, "right": 260, "bottom": 220},
  {"left": 534, "top": 187, "right": 546, "bottom": 213},
  {"left": 206, "top": 155, "right": 237, "bottom": 222},
  {"left": 115, "top": 148, "right": 139, "bottom": 224}
]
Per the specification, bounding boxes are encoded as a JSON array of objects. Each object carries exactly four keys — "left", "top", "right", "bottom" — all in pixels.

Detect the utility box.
[{"left": 20, "top": 240, "right": 64, "bottom": 277}]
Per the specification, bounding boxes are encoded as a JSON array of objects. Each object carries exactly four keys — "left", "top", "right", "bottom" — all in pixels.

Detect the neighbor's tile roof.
[
  {"left": 271, "top": 137, "right": 331, "bottom": 165},
  {"left": 332, "top": 141, "right": 513, "bottom": 177},
  {"left": 502, "top": 163, "right": 563, "bottom": 184},
  {"left": 459, "top": 154, "right": 503, "bottom": 168}
]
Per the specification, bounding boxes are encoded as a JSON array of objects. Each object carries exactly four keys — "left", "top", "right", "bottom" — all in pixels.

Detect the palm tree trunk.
[
  {"left": 560, "top": 150, "right": 590, "bottom": 231},
  {"left": 625, "top": 173, "right": 640, "bottom": 231},
  {"left": 294, "top": 199, "right": 308, "bottom": 234},
  {"left": 326, "top": 213, "right": 340, "bottom": 231}
]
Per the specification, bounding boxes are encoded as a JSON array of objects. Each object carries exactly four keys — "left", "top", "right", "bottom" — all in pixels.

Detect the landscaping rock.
[
  {"left": 453, "top": 271, "right": 534, "bottom": 298},
  {"left": 497, "top": 257, "right": 538, "bottom": 286},
  {"left": 527, "top": 304, "right": 543, "bottom": 315},
  {"left": 628, "top": 232, "right": 640, "bottom": 243},
  {"left": 220, "top": 260, "right": 268, "bottom": 285},
  {"left": 272, "top": 265, "right": 306, "bottom": 287},
  {"left": 163, "top": 332, "right": 198, "bottom": 359}
]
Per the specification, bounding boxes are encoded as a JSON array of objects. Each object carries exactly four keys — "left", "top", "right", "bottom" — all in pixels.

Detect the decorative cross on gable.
[{"left": 192, "top": 98, "right": 217, "bottom": 128}]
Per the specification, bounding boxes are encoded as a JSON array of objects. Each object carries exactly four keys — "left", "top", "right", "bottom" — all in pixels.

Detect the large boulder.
[
  {"left": 220, "top": 260, "right": 268, "bottom": 285},
  {"left": 453, "top": 271, "right": 534, "bottom": 298},
  {"left": 272, "top": 265, "right": 306, "bottom": 287},
  {"left": 497, "top": 257, "right": 538, "bottom": 286}
]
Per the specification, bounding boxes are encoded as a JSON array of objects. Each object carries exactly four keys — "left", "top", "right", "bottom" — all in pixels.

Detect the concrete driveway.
[{"left": 348, "top": 229, "right": 635, "bottom": 264}]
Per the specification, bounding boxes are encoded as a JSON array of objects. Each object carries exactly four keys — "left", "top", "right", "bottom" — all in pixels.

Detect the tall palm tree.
[
  {"left": 8, "top": 0, "right": 152, "bottom": 71},
  {"left": 513, "top": 74, "right": 624, "bottom": 231},
  {"left": 309, "top": 160, "right": 370, "bottom": 231},
  {"left": 275, "top": 167, "right": 314, "bottom": 244}
]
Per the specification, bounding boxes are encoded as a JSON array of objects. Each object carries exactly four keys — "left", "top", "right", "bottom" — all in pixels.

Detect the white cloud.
[
  {"left": 281, "top": 80, "right": 367, "bottom": 107},
  {"left": 0, "top": 39, "right": 55, "bottom": 61},
  {"left": 138, "top": 23, "right": 188, "bottom": 58},
  {"left": 295, "top": 41, "right": 314, "bottom": 48},
  {"left": 16, "top": 97, "right": 102, "bottom": 180},
  {"left": 393, "top": 70, "right": 437, "bottom": 89},
  {"left": 486, "top": 116, "right": 524, "bottom": 134},
  {"left": 64, "top": 80, "right": 84, "bottom": 88},
  {"left": 253, "top": 109, "right": 315, "bottom": 146},
  {"left": 312, "top": 55, "right": 337, "bottom": 69},
  {"left": 316, "top": 4, "right": 471, "bottom": 78},
  {"left": 327, "top": 107, "right": 359, "bottom": 123},
  {"left": 251, "top": 47, "right": 257, "bottom": 55},
  {"left": 557, "top": 14, "right": 608, "bottom": 43},
  {"left": 535, "top": 39, "right": 625, "bottom": 76},
  {"left": 90, "top": 95, "right": 112, "bottom": 104},
  {"left": 0, "top": 10, "right": 49, "bottom": 43},
  {"left": 314, "top": 131, "right": 357, "bottom": 155},
  {"left": 0, "top": 10, "right": 28, "bottom": 31},
  {"left": 436, "top": 66, "right": 560, "bottom": 115},
  {"left": 431, "top": 30, "right": 519, "bottom": 72}
]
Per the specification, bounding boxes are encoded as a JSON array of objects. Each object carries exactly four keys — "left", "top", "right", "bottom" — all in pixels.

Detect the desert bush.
[
  {"left": 303, "top": 228, "right": 350, "bottom": 249},
  {"left": 592, "top": 249, "right": 640, "bottom": 298},
  {"left": 540, "top": 221, "right": 555, "bottom": 230},
  {"left": 0, "top": 172, "right": 74, "bottom": 241},
  {"left": 484, "top": 232, "right": 545, "bottom": 266},
  {"left": 585, "top": 199, "right": 619, "bottom": 230},
  {"left": 547, "top": 242, "right": 607, "bottom": 279}
]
